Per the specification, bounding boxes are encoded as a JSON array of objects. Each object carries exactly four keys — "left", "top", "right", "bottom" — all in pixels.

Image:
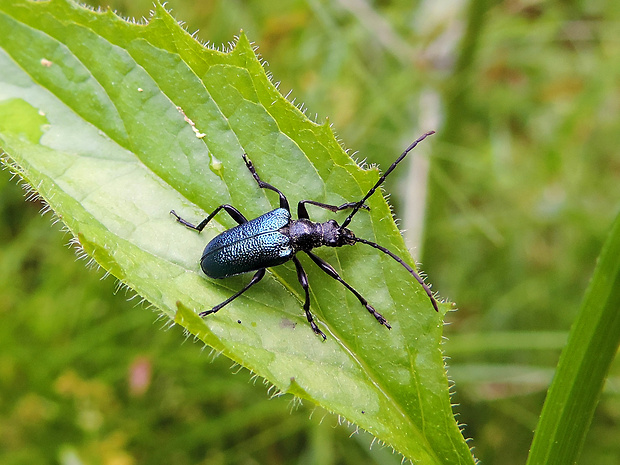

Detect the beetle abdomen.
[{"left": 201, "top": 208, "right": 293, "bottom": 278}]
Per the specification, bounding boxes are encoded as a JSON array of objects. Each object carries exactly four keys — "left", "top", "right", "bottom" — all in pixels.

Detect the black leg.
[
  {"left": 354, "top": 237, "right": 439, "bottom": 312},
  {"left": 297, "top": 200, "right": 369, "bottom": 220},
  {"left": 305, "top": 251, "right": 391, "bottom": 329},
  {"left": 292, "top": 256, "right": 326, "bottom": 340},
  {"left": 171, "top": 204, "right": 247, "bottom": 232},
  {"left": 242, "top": 154, "right": 291, "bottom": 212},
  {"left": 199, "top": 268, "right": 266, "bottom": 317}
]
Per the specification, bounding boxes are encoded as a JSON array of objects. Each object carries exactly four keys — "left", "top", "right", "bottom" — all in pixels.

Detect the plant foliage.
[{"left": 0, "top": 0, "right": 473, "bottom": 462}]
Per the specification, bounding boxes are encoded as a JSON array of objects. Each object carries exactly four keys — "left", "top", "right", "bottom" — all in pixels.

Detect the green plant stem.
[{"left": 526, "top": 210, "right": 620, "bottom": 465}]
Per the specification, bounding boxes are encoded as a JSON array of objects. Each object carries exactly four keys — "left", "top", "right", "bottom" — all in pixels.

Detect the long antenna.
[
  {"left": 340, "top": 131, "right": 435, "bottom": 229},
  {"left": 354, "top": 237, "right": 439, "bottom": 312}
]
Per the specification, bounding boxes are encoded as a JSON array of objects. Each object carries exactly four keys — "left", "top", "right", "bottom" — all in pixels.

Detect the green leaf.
[
  {"left": 526, "top": 210, "right": 620, "bottom": 465},
  {"left": 0, "top": 1, "right": 473, "bottom": 462}
]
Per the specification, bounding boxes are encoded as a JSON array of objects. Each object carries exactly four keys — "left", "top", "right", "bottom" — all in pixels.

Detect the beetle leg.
[
  {"left": 200, "top": 268, "right": 266, "bottom": 317},
  {"left": 297, "top": 200, "right": 370, "bottom": 220},
  {"left": 305, "top": 251, "right": 391, "bottom": 329},
  {"left": 242, "top": 154, "right": 291, "bottom": 212},
  {"left": 171, "top": 204, "right": 247, "bottom": 232},
  {"left": 292, "top": 256, "right": 326, "bottom": 340}
]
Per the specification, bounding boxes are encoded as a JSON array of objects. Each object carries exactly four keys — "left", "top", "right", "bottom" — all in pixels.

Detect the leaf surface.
[{"left": 0, "top": 1, "right": 473, "bottom": 462}]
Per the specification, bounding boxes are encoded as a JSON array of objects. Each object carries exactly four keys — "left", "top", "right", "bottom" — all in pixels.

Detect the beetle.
[{"left": 171, "top": 131, "right": 438, "bottom": 340}]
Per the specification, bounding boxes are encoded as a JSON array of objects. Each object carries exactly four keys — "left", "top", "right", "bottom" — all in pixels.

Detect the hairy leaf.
[{"left": 0, "top": 0, "right": 473, "bottom": 462}]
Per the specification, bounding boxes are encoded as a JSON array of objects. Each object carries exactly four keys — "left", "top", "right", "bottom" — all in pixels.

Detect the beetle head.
[{"left": 322, "top": 220, "right": 356, "bottom": 247}]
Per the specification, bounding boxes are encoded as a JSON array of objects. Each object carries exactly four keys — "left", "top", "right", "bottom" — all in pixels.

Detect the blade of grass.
[{"left": 526, "top": 210, "right": 620, "bottom": 465}]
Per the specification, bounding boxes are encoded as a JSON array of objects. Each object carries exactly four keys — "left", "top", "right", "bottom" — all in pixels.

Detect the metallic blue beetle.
[{"left": 171, "top": 132, "right": 438, "bottom": 340}]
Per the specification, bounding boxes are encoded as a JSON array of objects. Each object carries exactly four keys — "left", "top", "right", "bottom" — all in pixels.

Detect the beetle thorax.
[{"left": 283, "top": 219, "right": 356, "bottom": 253}]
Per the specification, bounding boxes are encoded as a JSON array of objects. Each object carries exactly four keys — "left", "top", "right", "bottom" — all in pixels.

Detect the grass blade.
[{"left": 527, "top": 210, "right": 620, "bottom": 464}]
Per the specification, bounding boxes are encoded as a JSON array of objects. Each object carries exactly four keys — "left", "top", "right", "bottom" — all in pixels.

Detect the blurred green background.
[{"left": 1, "top": 0, "right": 619, "bottom": 464}]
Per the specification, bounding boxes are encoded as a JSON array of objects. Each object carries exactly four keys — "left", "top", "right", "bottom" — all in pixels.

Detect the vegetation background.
[{"left": 1, "top": 0, "right": 618, "bottom": 464}]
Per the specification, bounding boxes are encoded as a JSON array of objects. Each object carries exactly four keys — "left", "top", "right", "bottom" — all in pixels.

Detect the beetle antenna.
[
  {"left": 353, "top": 237, "right": 439, "bottom": 312},
  {"left": 340, "top": 131, "right": 435, "bottom": 229}
]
